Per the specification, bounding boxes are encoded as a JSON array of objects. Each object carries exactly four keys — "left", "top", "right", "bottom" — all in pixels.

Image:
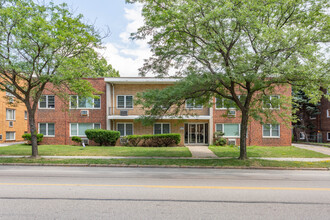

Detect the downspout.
[
  {"left": 106, "top": 82, "right": 111, "bottom": 130},
  {"left": 112, "top": 84, "right": 115, "bottom": 115}
]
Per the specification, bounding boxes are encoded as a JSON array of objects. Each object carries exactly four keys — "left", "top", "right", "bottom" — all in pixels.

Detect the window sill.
[{"left": 262, "top": 137, "right": 280, "bottom": 139}]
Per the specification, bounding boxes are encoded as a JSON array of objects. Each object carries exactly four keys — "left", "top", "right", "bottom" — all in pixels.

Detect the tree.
[
  {"left": 128, "top": 0, "right": 330, "bottom": 159},
  {"left": 0, "top": 0, "right": 118, "bottom": 157}
]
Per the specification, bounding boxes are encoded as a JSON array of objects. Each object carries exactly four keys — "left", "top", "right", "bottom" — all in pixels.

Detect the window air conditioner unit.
[
  {"left": 120, "top": 110, "right": 128, "bottom": 116},
  {"left": 228, "top": 110, "right": 236, "bottom": 116},
  {"left": 9, "top": 121, "right": 13, "bottom": 127},
  {"left": 80, "top": 110, "right": 89, "bottom": 116},
  {"left": 228, "top": 139, "right": 236, "bottom": 146},
  {"left": 81, "top": 138, "right": 89, "bottom": 146}
]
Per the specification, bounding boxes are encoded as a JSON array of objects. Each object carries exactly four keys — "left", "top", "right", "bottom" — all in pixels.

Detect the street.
[{"left": 0, "top": 166, "right": 330, "bottom": 219}]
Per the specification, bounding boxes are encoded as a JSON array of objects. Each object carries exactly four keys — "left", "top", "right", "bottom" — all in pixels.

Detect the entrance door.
[{"left": 185, "top": 123, "right": 208, "bottom": 145}]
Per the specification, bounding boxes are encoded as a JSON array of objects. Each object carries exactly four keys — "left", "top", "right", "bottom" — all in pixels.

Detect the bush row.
[
  {"left": 85, "top": 129, "right": 120, "bottom": 146},
  {"left": 124, "top": 133, "right": 181, "bottom": 147}
]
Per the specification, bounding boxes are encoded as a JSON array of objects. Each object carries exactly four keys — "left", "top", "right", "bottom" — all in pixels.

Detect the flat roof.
[{"left": 104, "top": 77, "right": 180, "bottom": 84}]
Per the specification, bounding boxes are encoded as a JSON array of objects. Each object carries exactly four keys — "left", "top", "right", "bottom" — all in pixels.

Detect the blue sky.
[{"left": 50, "top": 0, "right": 149, "bottom": 77}]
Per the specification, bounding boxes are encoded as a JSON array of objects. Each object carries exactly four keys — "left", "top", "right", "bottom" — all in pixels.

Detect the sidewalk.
[
  {"left": 186, "top": 145, "right": 218, "bottom": 158},
  {"left": 293, "top": 143, "right": 330, "bottom": 156},
  {"left": 0, "top": 142, "right": 25, "bottom": 147}
]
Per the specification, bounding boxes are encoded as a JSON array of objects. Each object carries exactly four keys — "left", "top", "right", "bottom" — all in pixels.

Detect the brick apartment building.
[
  {"left": 35, "top": 77, "right": 292, "bottom": 146},
  {"left": 0, "top": 89, "right": 28, "bottom": 143},
  {"left": 295, "top": 89, "right": 330, "bottom": 143}
]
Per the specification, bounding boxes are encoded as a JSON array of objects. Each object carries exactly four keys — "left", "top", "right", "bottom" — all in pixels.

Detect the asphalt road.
[{"left": 0, "top": 166, "right": 330, "bottom": 220}]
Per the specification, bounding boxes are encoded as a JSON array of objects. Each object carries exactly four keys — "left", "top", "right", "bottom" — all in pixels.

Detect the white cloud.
[{"left": 99, "top": 3, "right": 151, "bottom": 77}]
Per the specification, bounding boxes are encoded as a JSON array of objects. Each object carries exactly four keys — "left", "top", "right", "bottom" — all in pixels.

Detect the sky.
[{"left": 50, "top": 0, "right": 150, "bottom": 77}]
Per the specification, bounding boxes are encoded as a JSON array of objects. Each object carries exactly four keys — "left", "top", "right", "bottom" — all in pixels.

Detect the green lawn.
[
  {"left": 0, "top": 157, "right": 329, "bottom": 168},
  {"left": 209, "top": 145, "right": 329, "bottom": 158},
  {"left": 0, "top": 144, "right": 192, "bottom": 157}
]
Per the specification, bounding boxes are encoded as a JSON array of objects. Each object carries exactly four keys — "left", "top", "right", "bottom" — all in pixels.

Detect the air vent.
[
  {"left": 120, "top": 110, "right": 128, "bottom": 116},
  {"left": 81, "top": 138, "right": 89, "bottom": 146},
  {"left": 228, "top": 139, "right": 236, "bottom": 146},
  {"left": 80, "top": 110, "right": 89, "bottom": 116},
  {"left": 9, "top": 121, "right": 13, "bottom": 127},
  {"left": 228, "top": 110, "right": 236, "bottom": 116}
]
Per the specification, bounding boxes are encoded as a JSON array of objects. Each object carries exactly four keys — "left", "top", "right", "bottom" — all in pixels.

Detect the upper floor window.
[
  {"left": 70, "top": 95, "right": 101, "bottom": 109},
  {"left": 215, "top": 97, "right": 236, "bottom": 109},
  {"left": 327, "top": 109, "right": 330, "bottom": 118},
  {"left": 39, "top": 123, "right": 55, "bottom": 137},
  {"left": 39, "top": 95, "right": 55, "bottom": 109},
  {"left": 154, "top": 123, "right": 170, "bottom": 134},
  {"left": 117, "top": 95, "right": 133, "bottom": 109},
  {"left": 263, "top": 124, "right": 280, "bottom": 138},
  {"left": 263, "top": 95, "right": 280, "bottom": 109},
  {"left": 6, "top": 109, "right": 15, "bottom": 120},
  {"left": 186, "top": 99, "right": 202, "bottom": 109},
  {"left": 5, "top": 84, "right": 15, "bottom": 97}
]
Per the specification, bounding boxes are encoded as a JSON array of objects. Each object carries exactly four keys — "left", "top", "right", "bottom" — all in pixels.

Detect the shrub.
[
  {"left": 85, "top": 129, "right": 120, "bottom": 146},
  {"left": 214, "top": 131, "right": 226, "bottom": 146},
  {"left": 22, "top": 133, "right": 44, "bottom": 143},
  {"left": 71, "top": 136, "right": 82, "bottom": 144},
  {"left": 127, "top": 133, "right": 181, "bottom": 147}
]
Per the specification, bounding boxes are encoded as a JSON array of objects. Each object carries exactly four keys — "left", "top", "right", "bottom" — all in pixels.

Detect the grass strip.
[{"left": 0, "top": 158, "right": 329, "bottom": 168}]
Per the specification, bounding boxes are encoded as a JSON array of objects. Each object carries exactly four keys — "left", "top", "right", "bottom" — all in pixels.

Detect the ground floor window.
[
  {"left": 39, "top": 123, "right": 55, "bottom": 136},
  {"left": 117, "top": 123, "right": 133, "bottom": 136},
  {"left": 263, "top": 124, "right": 280, "bottom": 137},
  {"left": 215, "top": 124, "right": 240, "bottom": 137},
  {"left": 70, "top": 123, "right": 101, "bottom": 137},
  {"left": 327, "top": 132, "right": 330, "bottom": 141},
  {"left": 6, "top": 132, "right": 15, "bottom": 140},
  {"left": 299, "top": 132, "right": 305, "bottom": 140},
  {"left": 154, "top": 123, "right": 170, "bottom": 134}
]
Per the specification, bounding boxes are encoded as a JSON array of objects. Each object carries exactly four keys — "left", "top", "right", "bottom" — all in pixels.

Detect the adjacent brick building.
[
  {"left": 0, "top": 89, "right": 28, "bottom": 143},
  {"left": 35, "top": 77, "right": 292, "bottom": 146}
]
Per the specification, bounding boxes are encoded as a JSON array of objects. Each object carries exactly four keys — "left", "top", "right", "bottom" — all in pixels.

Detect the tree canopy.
[{"left": 129, "top": 0, "right": 330, "bottom": 159}]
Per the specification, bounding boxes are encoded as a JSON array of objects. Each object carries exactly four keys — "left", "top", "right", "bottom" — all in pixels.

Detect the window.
[
  {"left": 117, "top": 95, "right": 133, "bottom": 109},
  {"left": 263, "top": 95, "right": 280, "bottom": 109},
  {"left": 154, "top": 123, "right": 170, "bottom": 134},
  {"left": 6, "top": 84, "right": 15, "bottom": 97},
  {"left": 327, "top": 110, "right": 330, "bottom": 118},
  {"left": 328, "top": 132, "right": 330, "bottom": 141},
  {"left": 215, "top": 97, "right": 236, "bottom": 109},
  {"left": 263, "top": 124, "right": 280, "bottom": 138},
  {"left": 117, "top": 123, "right": 133, "bottom": 136},
  {"left": 0, "top": 134, "right": 2, "bottom": 140},
  {"left": 70, "top": 95, "right": 101, "bottom": 109},
  {"left": 6, "top": 132, "right": 15, "bottom": 140},
  {"left": 24, "top": 111, "right": 28, "bottom": 120},
  {"left": 6, "top": 109, "right": 15, "bottom": 120},
  {"left": 310, "top": 114, "right": 317, "bottom": 120},
  {"left": 186, "top": 99, "right": 202, "bottom": 109},
  {"left": 215, "top": 124, "right": 240, "bottom": 137},
  {"left": 299, "top": 132, "right": 305, "bottom": 140},
  {"left": 39, "top": 95, "right": 55, "bottom": 109},
  {"left": 39, "top": 123, "right": 55, "bottom": 136},
  {"left": 70, "top": 123, "right": 101, "bottom": 137}
]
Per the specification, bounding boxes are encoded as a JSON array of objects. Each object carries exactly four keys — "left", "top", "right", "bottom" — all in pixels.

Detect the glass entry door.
[{"left": 185, "top": 123, "right": 208, "bottom": 145}]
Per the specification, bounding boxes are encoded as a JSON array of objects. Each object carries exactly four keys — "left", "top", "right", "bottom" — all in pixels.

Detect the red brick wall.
[
  {"left": 35, "top": 78, "right": 107, "bottom": 145},
  {"left": 212, "top": 85, "right": 292, "bottom": 146}
]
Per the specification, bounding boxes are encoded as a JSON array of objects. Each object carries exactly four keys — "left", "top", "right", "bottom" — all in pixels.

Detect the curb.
[{"left": 0, "top": 163, "right": 329, "bottom": 171}]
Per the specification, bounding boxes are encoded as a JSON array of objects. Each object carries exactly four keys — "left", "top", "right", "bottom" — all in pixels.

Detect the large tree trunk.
[
  {"left": 239, "top": 110, "right": 249, "bottom": 160},
  {"left": 26, "top": 106, "right": 39, "bottom": 158}
]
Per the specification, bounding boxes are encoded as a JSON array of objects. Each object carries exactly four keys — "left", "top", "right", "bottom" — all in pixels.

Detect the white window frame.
[
  {"left": 6, "top": 132, "right": 15, "bottom": 140},
  {"left": 327, "top": 132, "right": 330, "bottom": 141},
  {"left": 6, "top": 109, "right": 16, "bottom": 120},
  {"left": 0, "top": 134, "right": 2, "bottom": 140},
  {"left": 327, "top": 109, "right": 330, "bottom": 118},
  {"left": 38, "top": 123, "right": 55, "bottom": 137},
  {"left": 116, "top": 95, "right": 134, "bottom": 109},
  {"left": 215, "top": 123, "right": 240, "bottom": 138},
  {"left": 39, "top": 95, "right": 55, "bottom": 109},
  {"left": 263, "top": 95, "right": 280, "bottom": 110},
  {"left": 117, "top": 123, "right": 134, "bottom": 136},
  {"left": 69, "top": 95, "right": 101, "bottom": 109},
  {"left": 69, "top": 123, "right": 101, "bottom": 137},
  {"left": 262, "top": 124, "right": 280, "bottom": 138},
  {"left": 185, "top": 99, "right": 203, "bottom": 110},
  {"left": 153, "top": 123, "right": 171, "bottom": 134},
  {"left": 24, "top": 111, "right": 28, "bottom": 120},
  {"left": 215, "top": 97, "right": 236, "bottom": 110},
  {"left": 310, "top": 114, "right": 317, "bottom": 120},
  {"left": 299, "top": 132, "right": 305, "bottom": 140}
]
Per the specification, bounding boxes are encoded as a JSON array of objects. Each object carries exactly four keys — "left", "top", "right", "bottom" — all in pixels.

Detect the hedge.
[
  {"left": 71, "top": 136, "right": 82, "bottom": 144},
  {"left": 85, "top": 129, "right": 120, "bottom": 146},
  {"left": 124, "top": 133, "right": 181, "bottom": 147},
  {"left": 22, "top": 133, "right": 44, "bottom": 143}
]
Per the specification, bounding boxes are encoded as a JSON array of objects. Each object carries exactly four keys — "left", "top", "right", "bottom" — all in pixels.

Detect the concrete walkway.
[
  {"left": 186, "top": 145, "right": 218, "bottom": 158},
  {"left": 0, "top": 142, "right": 24, "bottom": 147},
  {"left": 293, "top": 143, "right": 330, "bottom": 156}
]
